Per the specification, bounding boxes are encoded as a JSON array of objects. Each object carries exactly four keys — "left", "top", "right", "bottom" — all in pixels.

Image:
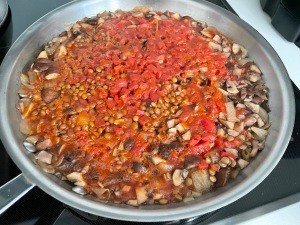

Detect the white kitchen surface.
[
  {"left": 227, "top": 0, "right": 300, "bottom": 89},
  {"left": 210, "top": 192, "right": 300, "bottom": 225}
]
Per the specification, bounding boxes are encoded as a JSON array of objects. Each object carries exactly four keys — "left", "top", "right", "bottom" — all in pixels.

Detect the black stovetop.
[{"left": 1, "top": 0, "right": 300, "bottom": 224}]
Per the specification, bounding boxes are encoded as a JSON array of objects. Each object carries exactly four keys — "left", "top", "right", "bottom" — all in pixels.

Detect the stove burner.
[
  {"left": 0, "top": 6, "right": 12, "bottom": 63},
  {"left": 283, "top": 82, "right": 300, "bottom": 158},
  {"left": 56, "top": 205, "right": 219, "bottom": 225}
]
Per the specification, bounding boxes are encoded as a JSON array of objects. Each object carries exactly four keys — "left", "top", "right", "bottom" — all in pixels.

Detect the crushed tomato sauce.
[{"left": 19, "top": 8, "right": 270, "bottom": 205}]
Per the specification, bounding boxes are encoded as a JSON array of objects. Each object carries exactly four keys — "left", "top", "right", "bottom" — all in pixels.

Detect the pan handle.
[{"left": 0, "top": 173, "right": 35, "bottom": 215}]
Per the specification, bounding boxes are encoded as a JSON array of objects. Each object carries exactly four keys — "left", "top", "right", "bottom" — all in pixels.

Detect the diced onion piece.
[
  {"left": 67, "top": 172, "right": 86, "bottom": 187},
  {"left": 168, "top": 127, "right": 177, "bottom": 135},
  {"left": 37, "top": 150, "right": 52, "bottom": 164},
  {"left": 175, "top": 123, "right": 185, "bottom": 133},
  {"left": 135, "top": 186, "right": 148, "bottom": 204},
  {"left": 167, "top": 119, "right": 175, "bottom": 128},
  {"left": 182, "top": 130, "right": 191, "bottom": 141},
  {"left": 225, "top": 148, "right": 238, "bottom": 157},
  {"left": 237, "top": 159, "right": 249, "bottom": 169},
  {"left": 37, "top": 50, "right": 48, "bottom": 59},
  {"left": 152, "top": 156, "right": 166, "bottom": 165},
  {"left": 127, "top": 199, "right": 138, "bottom": 206}
]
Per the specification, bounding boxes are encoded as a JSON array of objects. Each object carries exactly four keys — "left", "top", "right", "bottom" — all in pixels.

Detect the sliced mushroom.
[
  {"left": 209, "top": 42, "right": 222, "bottom": 52},
  {"left": 32, "top": 58, "right": 54, "bottom": 72},
  {"left": 251, "top": 127, "right": 268, "bottom": 141},
  {"left": 258, "top": 106, "right": 269, "bottom": 123},
  {"left": 151, "top": 156, "right": 166, "bottom": 165},
  {"left": 240, "top": 46, "right": 248, "bottom": 58},
  {"left": 85, "top": 18, "right": 98, "bottom": 25},
  {"left": 36, "top": 150, "right": 52, "bottom": 164},
  {"left": 230, "top": 169, "right": 239, "bottom": 179},
  {"left": 241, "top": 149, "right": 250, "bottom": 160},
  {"left": 63, "top": 107, "right": 77, "bottom": 115},
  {"left": 249, "top": 73, "right": 261, "bottom": 83},
  {"left": 226, "top": 80, "right": 239, "bottom": 94},
  {"left": 213, "top": 34, "right": 221, "bottom": 43},
  {"left": 25, "top": 136, "right": 39, "bottom": 145},
  {"left": 172, "top": 169, "right": 188, "bottom": 186},
  {"left": 72, "top": 186, "right": 88, "bottom": 195},
  {"left": 220, "top": 119, "right": 235, "bottom": 130},
  {"left": 23, "top": 141, "right": 37, "bottom": 153},
  {"left": 168, "top": 127, "right": 177, "bottom": 135},
  {"left": 252, "top": 96, "right": 264, "bottom": 104},
  {"left": 36, "top": 161, "right": 55, "bottom": 174},
  {"left": 257, "top": 117, "right": 265, "bottom": 127},
  {"left": 238, "top": 58, "right": 253, "bottom": 68},
  {"left": 222, "top": 47, "right": 231, "bottom": 54},
  {"left": 250, "top": 148, "right": 258, "bottom": 158},
  {"left": 234, "top": 121, "right": 245, "bottom": 133},
  {"left": 135, "top": 186, "right": 148, "bottom": 205},
  {"left": 228, "top": 129, "right": 239, "bottom": 137},
  {"left": 158, "top": 140, "right": 182, "bottom": 159},
  {"left": 19, "top": 119, "right": 33, "bottom": 135},
  {"left": 184, "top": 155, "right": 200, "bottom": 169},
  {"left": 250, "top": 64, "right": 261, "bottom": 74},
  {"left": 244, "top": 102, "right": 260, "bottom": 114},
  {"left": 124, "top": 138, "right": 135, "bottom": 150},
  {"left": 190, "top": 170, "right": 211, "bottom": 193},
  {"left": 232, "top": 43, "right": 240, "bottom": 54},
  {"left": 214, "top": 167, "right": 230, "bottom": 188},
  {"left": 93, "top": 188, "right": 111, "bottom": 200},
  {"left": 225, "top": 101, "right": 239, "bottom": 122},
  {"left": 41, "top": 88, "right": 60, "bottom": 103},
  {"left": 132, "top": 162, "right": 147, "bottom": 173},
  {"left": 67, "top": 172, "right": 86, "bottom": 187},
  {"left": 224, "top": 148, "right": 238, "bottom": 158},
  {"left": 201, "top": 30, "right": 213, "bottom": 38},
  {"left": 36, "top": 139, "right": 53, "bottom": 150},
  {"left": 45, "top": 72, "right": 60, "bottom": 80},
  {"left": 233, "top": 68, "right": 242, "bottom": 76},
  {"left": 20, "top": 73, "right": 34, "bottom": 89},
  {"left": 244, "top": 115, "right": 257, "bottom": 127},
  {"left": 157, "top": 162, "right": 174, "bottom": 173}
]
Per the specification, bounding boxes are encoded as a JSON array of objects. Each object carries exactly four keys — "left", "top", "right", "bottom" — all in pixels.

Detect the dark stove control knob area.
[{"left": 260, "top": 0, "right": 300, "bottom": 47}]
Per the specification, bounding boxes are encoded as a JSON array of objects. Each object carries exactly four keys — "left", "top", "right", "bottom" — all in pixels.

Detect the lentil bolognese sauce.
[{"left": 19, "top": 7, "right": 270, "bottom": 206}]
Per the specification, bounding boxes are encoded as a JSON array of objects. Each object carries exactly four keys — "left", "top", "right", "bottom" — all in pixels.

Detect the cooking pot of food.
[{"left": 0, "top": 0, "right": 295, "bottom": 222}]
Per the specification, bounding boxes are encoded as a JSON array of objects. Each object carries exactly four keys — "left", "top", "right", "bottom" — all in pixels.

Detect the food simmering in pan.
[{"left": 18, "top": 7, "right": 270, "bottom": 206}]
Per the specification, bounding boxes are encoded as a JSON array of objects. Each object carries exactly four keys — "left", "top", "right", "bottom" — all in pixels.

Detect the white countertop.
[{"left": 210, "top": 192, "right": 300, "bottom": 225}]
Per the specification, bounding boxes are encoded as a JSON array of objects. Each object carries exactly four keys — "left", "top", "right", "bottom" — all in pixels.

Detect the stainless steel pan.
[{"left": 0, "top": 0, "right": 295, "bottom": 222}]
